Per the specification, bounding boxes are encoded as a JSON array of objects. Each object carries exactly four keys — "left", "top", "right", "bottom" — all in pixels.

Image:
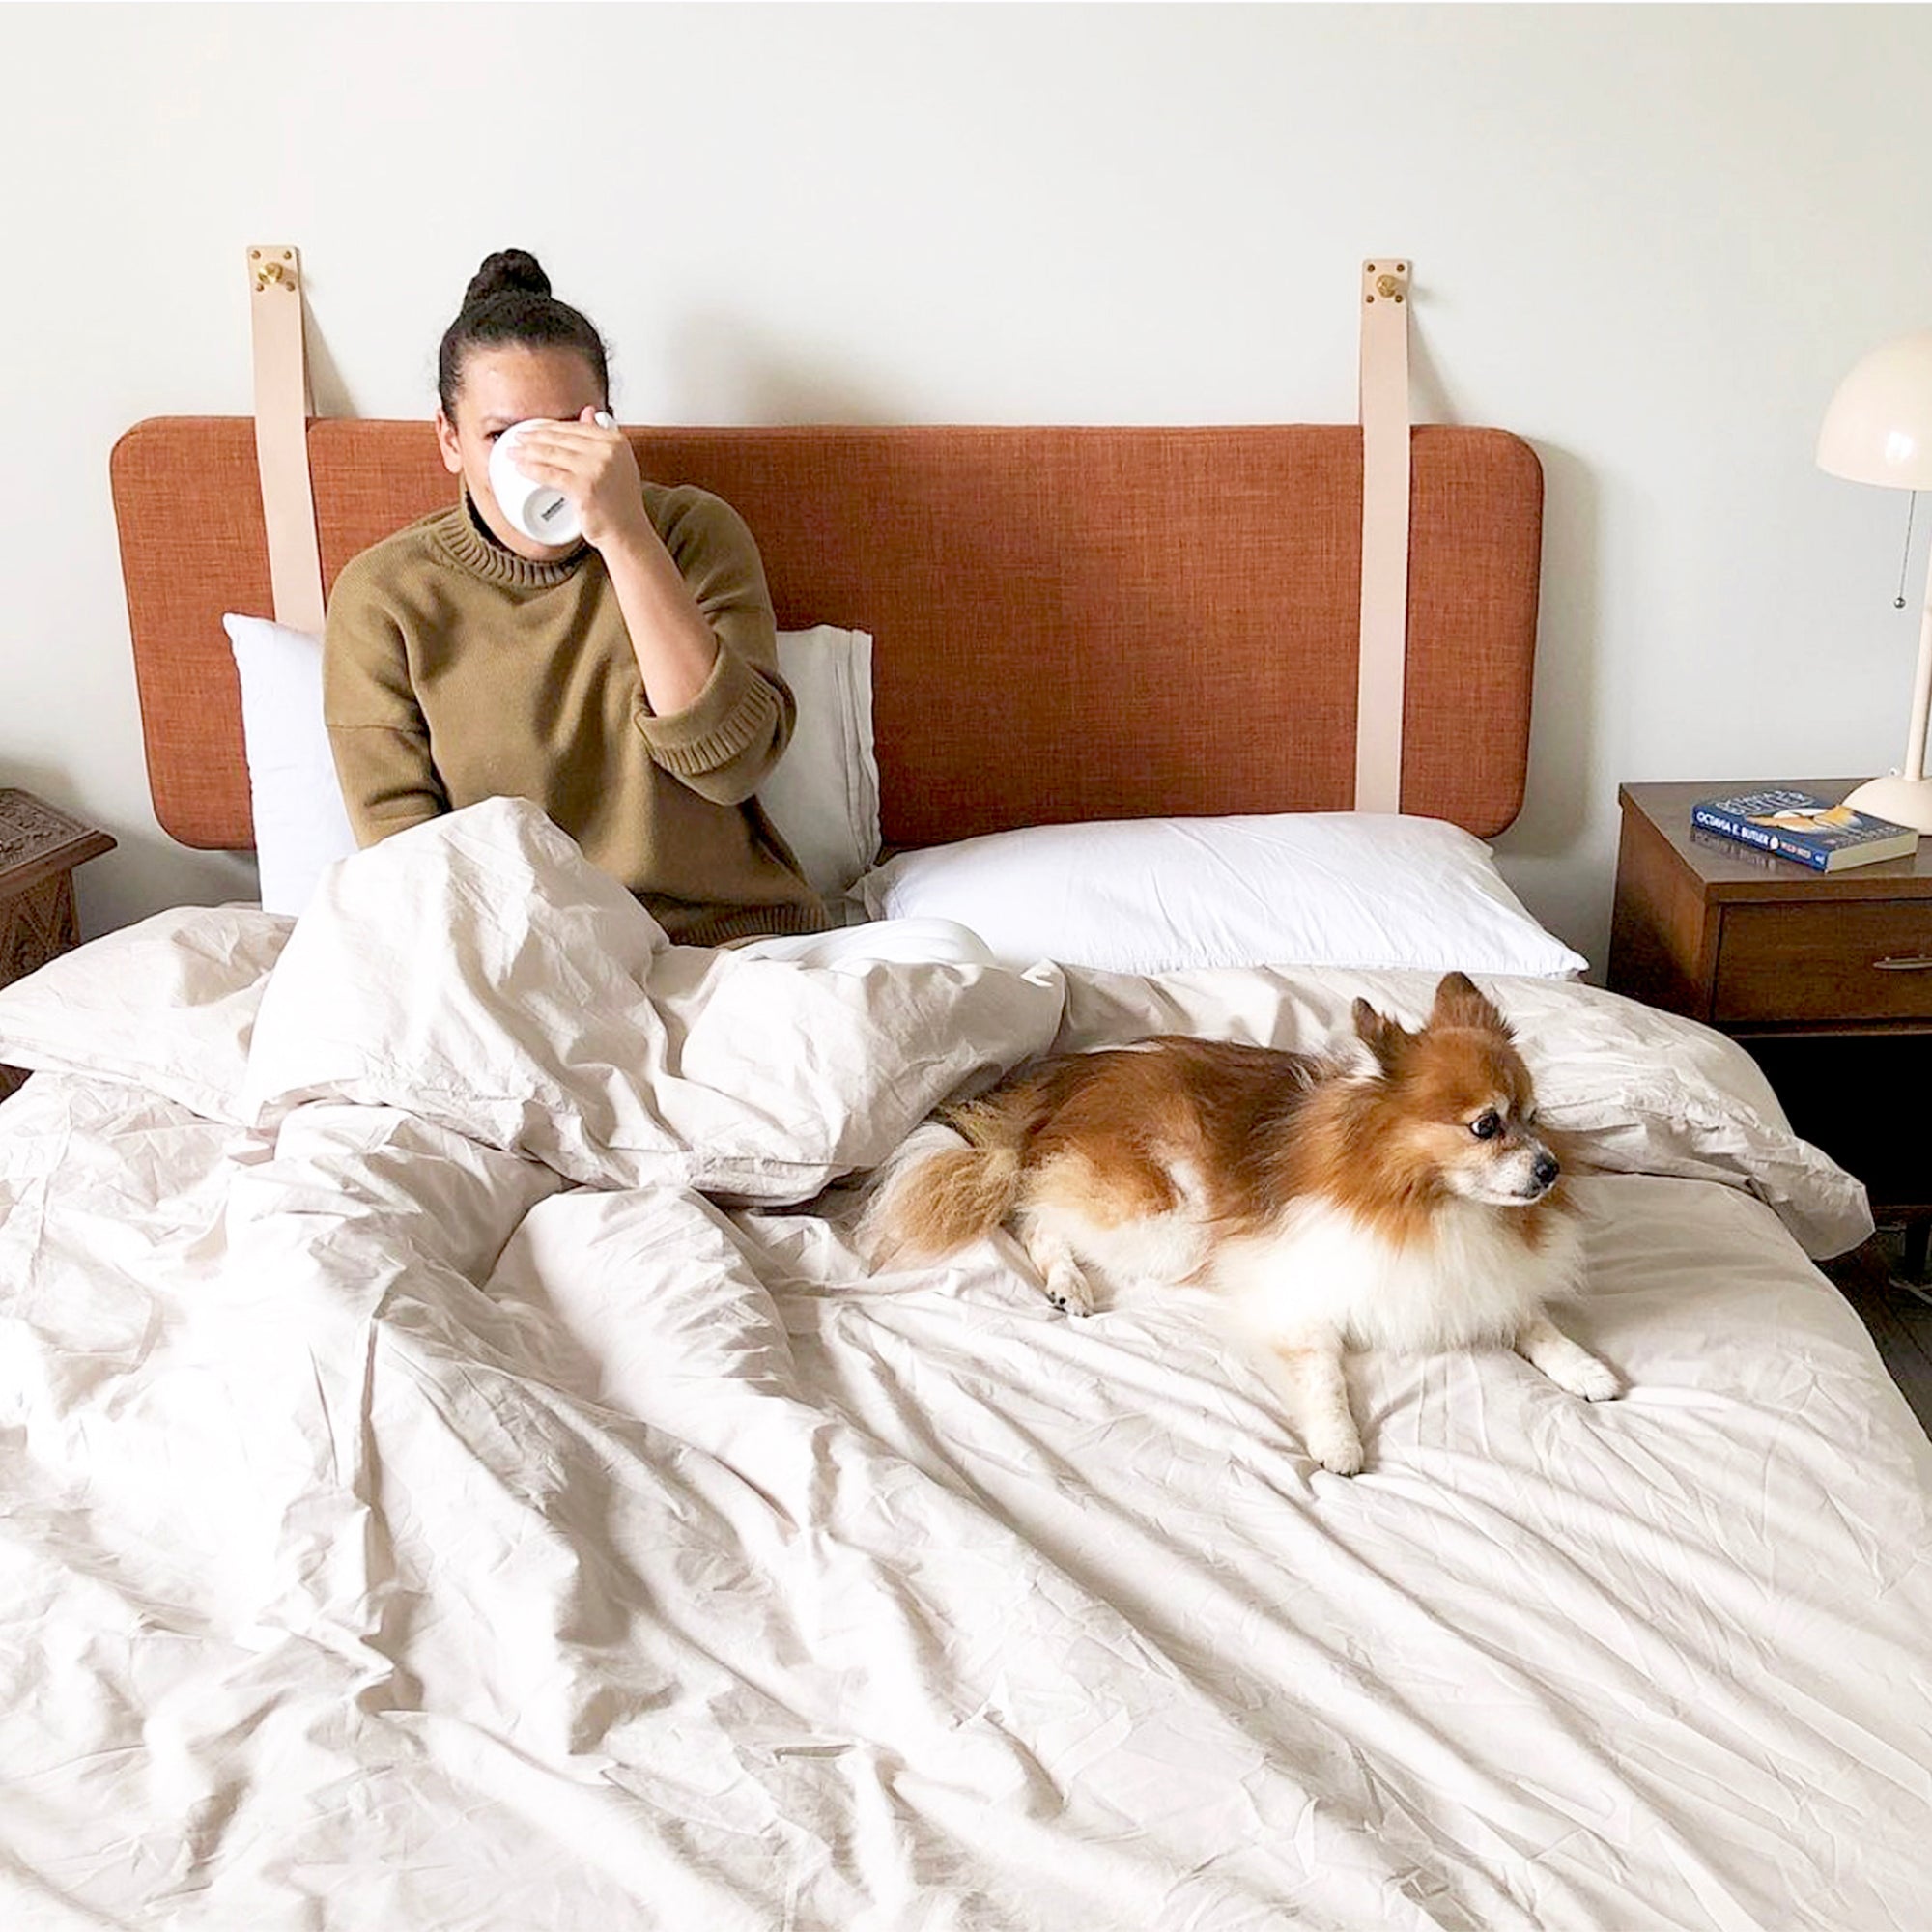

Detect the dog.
[{"left": 861, "top": 971, "right": 1619, "bottom": 1474}]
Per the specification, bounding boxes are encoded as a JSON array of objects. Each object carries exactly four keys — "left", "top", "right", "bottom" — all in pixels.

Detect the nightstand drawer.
[{"left": 1715, "top": 900, "right": 1932, "bottom": 1023}]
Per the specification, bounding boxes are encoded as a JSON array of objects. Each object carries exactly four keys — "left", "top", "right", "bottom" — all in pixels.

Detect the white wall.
[{"left": 5, "top": 2, "right": 1931, "bottom": 972}]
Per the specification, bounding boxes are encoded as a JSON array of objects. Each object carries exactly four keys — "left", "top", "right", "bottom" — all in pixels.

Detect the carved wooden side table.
[{"left": 0, "top": 789, "right": 117, "bottom": 1096}]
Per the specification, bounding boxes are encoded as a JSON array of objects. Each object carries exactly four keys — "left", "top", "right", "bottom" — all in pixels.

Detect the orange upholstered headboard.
[{"left": 109, "top": 418, "right": 1543, "bottom": 850}]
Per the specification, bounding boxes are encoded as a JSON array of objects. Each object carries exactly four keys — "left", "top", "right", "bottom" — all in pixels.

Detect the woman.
[{"left": 323, "top": 248, "right": 832, "bottom": 947}]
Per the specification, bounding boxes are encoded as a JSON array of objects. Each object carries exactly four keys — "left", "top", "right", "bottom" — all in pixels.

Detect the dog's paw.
[
  {"left": 1554, "top": 1356, "right": 1622, "bottom": 1403},
  {"left": 1043, "top": 1262, "right": 1096, "bottom": 1317},
  {"left": 1306, "top": 1427, "right": 1366, "bottom": 1476}
]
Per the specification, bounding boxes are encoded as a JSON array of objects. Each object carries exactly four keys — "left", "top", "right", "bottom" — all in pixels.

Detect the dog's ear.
[
  {"left": 1352, "top": 996, "right": 1412, "bottom": 1072},
  {"left": 1431, "top": 971, "right": 1510, "bottom": 1038}
]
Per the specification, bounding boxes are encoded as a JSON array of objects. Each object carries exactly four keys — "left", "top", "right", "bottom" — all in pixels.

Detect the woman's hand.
[
  {"left": 502, "top": 409, "right": 652, "bottom": 554},
  {"left": 507, "top": 408, "right": 722, "bottom": 714}
]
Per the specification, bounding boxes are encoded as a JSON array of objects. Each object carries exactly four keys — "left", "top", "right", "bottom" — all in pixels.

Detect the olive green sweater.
[{"left": 323, "top": 486, "right": 829, "bottom": 946}]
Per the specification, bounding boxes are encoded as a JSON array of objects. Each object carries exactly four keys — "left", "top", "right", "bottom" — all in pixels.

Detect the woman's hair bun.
[
  {"left": 463, "top": 248, "right": 552, "bottom": 309},
  {"left": 438, "top": 249, "right": 608, "bottom": 416}
]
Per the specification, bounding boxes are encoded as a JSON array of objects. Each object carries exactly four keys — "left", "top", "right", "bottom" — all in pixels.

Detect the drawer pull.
[{"left": 1872, "top": 955, "right": 1932, "bottom": 972}]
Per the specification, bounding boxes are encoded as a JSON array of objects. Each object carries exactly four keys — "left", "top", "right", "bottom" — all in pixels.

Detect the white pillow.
[
  {"left": 222, "top": 615, "right": 879, "bottom": 917},
  {"left": 853, "top": 813, "right": 1588, "bottom": 979},
  {"left": 223, "top": 614, "right": 358, "bottom": 918}
]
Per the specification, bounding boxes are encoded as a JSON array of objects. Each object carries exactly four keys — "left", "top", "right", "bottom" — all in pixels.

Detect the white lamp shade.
[{"left": 1817, "top": 327, "right": 1932, "bottom": 488}]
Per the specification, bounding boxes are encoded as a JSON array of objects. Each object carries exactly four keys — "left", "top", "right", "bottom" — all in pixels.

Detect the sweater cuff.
[{"left": 635, "top": 647, "right": 782, "bottom": 777}]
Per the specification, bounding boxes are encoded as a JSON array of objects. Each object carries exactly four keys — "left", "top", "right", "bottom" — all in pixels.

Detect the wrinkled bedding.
[{"left": 2, "top": 800, "right": 1927, "bottom": 1932}]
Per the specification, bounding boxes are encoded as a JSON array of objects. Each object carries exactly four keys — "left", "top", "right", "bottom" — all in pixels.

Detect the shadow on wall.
[
  {"left": 1406, "top": 302, "right": 1461, "bottom": 430},
  {"left": 302, "top": 294, "right": 360, "bottom": 420},
  {"left": 82, "top": 833, "right": 260, "bottom": 942},
  {"left": 1486, "top": 440, "right": 1608, "bottom": 974},
  {"left": 1510, "top": 440, "right": 1601, "bottom": 862}
]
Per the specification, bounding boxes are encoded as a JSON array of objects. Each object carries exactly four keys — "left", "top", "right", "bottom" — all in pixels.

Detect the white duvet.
[{"left": 1, "top": 800, "right": 1927, "bottom": 1932}]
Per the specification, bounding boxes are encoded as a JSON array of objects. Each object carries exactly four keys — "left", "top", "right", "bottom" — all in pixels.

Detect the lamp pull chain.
[{"left": 1896, "top": 490, "right": 1918, "bottom": 609}]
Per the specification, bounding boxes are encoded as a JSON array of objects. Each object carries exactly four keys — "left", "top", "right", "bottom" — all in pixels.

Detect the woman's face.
[{"left": 437, "top": 342, "right": 607, "bottom": 560}]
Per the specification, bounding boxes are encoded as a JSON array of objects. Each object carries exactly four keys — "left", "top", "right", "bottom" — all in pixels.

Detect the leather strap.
[
  {"left": 1355, "top": 257, "right": 1412, "bottom": 814},
  {"left": 247, "top": 244, "right": 326, "bottom": 637}
]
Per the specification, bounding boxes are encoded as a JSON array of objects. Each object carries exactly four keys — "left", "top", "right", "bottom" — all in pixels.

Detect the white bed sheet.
[{"left": 1, "top": 800, "right": 1927, "bottom": 1932}]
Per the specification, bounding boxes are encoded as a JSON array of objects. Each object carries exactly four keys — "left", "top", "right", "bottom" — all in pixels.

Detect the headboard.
[{"left": 109, "top": 419, "right": 1544, "bottom": 850}]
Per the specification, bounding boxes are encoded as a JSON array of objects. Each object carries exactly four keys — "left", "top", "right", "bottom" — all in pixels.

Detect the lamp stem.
[
  {"left": 1908, "top": 568, "right": 1932, "bottom": 782},
  {"left": 1847, "top": 557, "right": 1932, "bottom": 832}
]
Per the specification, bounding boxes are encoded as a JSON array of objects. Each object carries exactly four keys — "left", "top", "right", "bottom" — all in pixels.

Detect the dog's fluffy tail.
[{"left": 858, "top": 1077, "right": 1046, "bottom": 1266}]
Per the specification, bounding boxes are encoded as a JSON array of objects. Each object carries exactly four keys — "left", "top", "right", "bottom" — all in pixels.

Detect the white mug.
[{"left": 488, "top": 412, "right": 615, "bottom": 545}]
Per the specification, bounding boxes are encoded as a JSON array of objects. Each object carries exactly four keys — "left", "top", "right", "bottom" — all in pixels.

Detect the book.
[{"left": 1689, "top": 787, "right": 1920, "bottom": 872}]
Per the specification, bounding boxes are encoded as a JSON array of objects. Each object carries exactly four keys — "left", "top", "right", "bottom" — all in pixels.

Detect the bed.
[{"left": 1, "top": 417, "right": 1927, "bottom": 1930}]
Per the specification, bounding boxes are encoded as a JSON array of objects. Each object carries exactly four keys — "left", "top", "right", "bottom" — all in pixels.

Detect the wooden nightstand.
[
  {"left": 0, "top": 790, "right": 117, "bottom": 1097},
  {"left": 1607, "top": 780, "right": 1932, "bottom": 1274}
]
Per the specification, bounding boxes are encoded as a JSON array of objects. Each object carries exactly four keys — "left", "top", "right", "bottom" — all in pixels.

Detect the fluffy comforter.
[{"left": 1, "top": 800, "right": 1925, "bottom": 1932}]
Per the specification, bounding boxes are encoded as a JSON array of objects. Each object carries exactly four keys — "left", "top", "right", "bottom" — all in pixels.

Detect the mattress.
[{"left": 1, "top": 800, "right": 1926, "bottom": 1931}]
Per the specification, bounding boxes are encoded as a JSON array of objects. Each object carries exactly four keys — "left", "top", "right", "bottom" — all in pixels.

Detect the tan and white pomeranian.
[{"left": 861, "top": 972, "right": 1619, "bottom": 1474}]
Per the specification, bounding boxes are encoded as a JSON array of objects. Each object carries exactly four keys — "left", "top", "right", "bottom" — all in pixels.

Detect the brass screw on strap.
[
  {"left": 1364, "top": 263, "right": 1408, "bottom": 304},
  {"left": 250, "top": 248, "right": 295, "bottom": 293}
]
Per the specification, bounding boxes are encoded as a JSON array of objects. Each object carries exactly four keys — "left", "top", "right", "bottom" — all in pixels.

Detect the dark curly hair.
[{"left": 437, "top": 248, "right": 610, "bottom": 417}]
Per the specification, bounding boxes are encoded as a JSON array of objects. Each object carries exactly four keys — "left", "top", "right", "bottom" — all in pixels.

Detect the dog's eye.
[{"left": 1470, "top": 1111, "right": 1502, "bottom": 1140}]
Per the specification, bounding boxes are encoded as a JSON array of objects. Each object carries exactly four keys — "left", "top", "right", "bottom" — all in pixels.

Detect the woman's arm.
[
  {"left": 322, "top": 562, "right": 448, "bottom": 845},
  {"left": 506, "top": 415, "right": 795, "bottom": 806},
  {"left": 501, "top": 412, "right": 718, "bottom": 715}
]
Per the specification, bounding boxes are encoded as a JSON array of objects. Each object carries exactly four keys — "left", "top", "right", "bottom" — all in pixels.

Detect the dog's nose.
[{"left": 1531, "top": 1152, "right": 1560, "bottom": 1190}]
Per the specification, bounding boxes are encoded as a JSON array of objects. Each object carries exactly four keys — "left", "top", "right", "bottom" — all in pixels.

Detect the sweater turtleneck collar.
[{"left": 427, "top": 492, "right": 592, "bottom": 589}]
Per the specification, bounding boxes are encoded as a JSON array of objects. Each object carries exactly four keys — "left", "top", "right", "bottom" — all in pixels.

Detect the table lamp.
[{"left": 1816, "top": 326, "right": 1932, "bottom": 833}]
